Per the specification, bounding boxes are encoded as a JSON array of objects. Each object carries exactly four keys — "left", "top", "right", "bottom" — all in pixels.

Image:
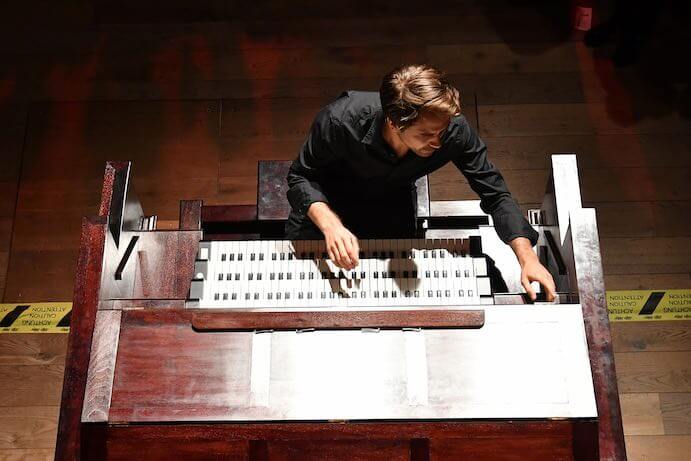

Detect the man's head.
[{"left": 380, "top": 64, "right": 461, "bottom": 157}]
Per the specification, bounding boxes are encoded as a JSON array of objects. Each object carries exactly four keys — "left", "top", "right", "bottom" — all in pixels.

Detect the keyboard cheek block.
[{"left": 191, "top": 309, "right": 485, "bottom": 332}]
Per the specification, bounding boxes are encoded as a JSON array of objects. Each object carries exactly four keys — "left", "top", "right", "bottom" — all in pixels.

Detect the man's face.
[{"left": 396, "top": 111, "right": 450, "bottom": 157}]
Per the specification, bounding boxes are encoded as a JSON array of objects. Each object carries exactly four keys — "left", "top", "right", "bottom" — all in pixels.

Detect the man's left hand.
[{"left": 509, "top": 237, "right": 557, "bottom": 302}]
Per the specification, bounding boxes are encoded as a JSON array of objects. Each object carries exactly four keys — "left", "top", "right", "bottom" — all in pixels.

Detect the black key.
[
  {"left": 440, "top": 252, "right": 445, "bottom": 258},
  {"left": 433, "top": 270, "right": 439, "bottom": 278},
  {"left": 374, "top": 272, "right": 379, "bottom": 279},
  {"left": 309, "top": 252, "right": 315, "bottom": 259},
  {"left": 442, "top": 270, "right": 448, "bottom": 278},
  {"left": 337, "top": 292, "right": 344, "bottom": 298},
  {"left": 270, "top": 273, "right": 275, "bottom": 280},
  {"left": 285, "top": 292, "right": 290, "bottom": 299},
  {"left": 298, "top": 292, "right": 304, "bottom": 299},
  {"left": 214, "top": 293, "right": 220, "bottom": 300},
  {"left": 229, "top": 254, "right": 234, "bottom": 261},
  {"left": 287, "top": 273, "right": 292, "bottom": 280},
  {"left": 361, "top": 271, "right": 366, "bottom": 279},
  {"left": 223, "top": 293, "right": 228, "bottom": 300},
  {"left": 431, "top": 250, "right": 436, "bottom": 258},
  {"left": 234, "top": 273, "right": 240, "bottom": 281},
  {"left": 351, "top": 271, "right": 357, "bottom": 279},
  {"left": 405, "top": 290, "right": 411, "bottom": 297},
  {"left": 465, "top": 270, "right": 470, "bottom": 277},
  {"left": 392, "top": 291, "right": 397, "bottom": 298},
  {"left": 374, "top": 291, "right": 379, "bottom": 298},
  {"left": 383, "top": 291, "right": 388, "bottom": 298},
  {"left": 307, "top": 292, "right": 313, "bottom": 299},
  {"left": 276, "top": 292, "right": 281, "bottom": 300},
  {"left": 428, "top": 290, "right": 433, "bottom": 297},
  {"left": 257, "top": 273, "right": 262, "bottom": 280},
  {"left": 218, "top": 273, "right": 223, "bottom": 281},
  {"left": 425, "top": 271, "right": 431, "bottom": 278},
  {"left": 248, "top": 273, "right": 254, "bottom": 280},
  {"left": 280, "top": 253, "right": 286, "bottom": 261},
  {"left": 338, "top": 271, "right": 345, "bottom": 279},
  {"left": 250, "top": 253, "right": 256, "bottom": 261},
  {"left": 351, "top": 291, "right": 357, "bottom": 298},
  {"left": 412, "top": 270, "right": 418, "bottom": 278},
  {"left": 414, "top": 290, "right": 420, "bottom": 298},
  {"left": 456, "top": 270, "right": 461, "bottom": 278},
  {"left": 237, "top": 254, "right": 243, "bottom": 261},
  {"left": 329, "top": 292, "right": 336, "bottom": 299},
  {"left": 445, "top": 290, "right": 451, "bottom": 297},
  {"left": 436, "top": 290, "right": 442, "bottom": 298},
  {"left": 309, "top": 272, "right": 315, "bottom": 280},
  {"left": 254, "top": 293, "right": 259, "bottom": 300},
  {"left": 245, "top": 293, "right": 250, "bottom": 300},
  {"left": 403, "top": 270, "right": 409, "bottom": 278},
  {"left": 288, "top": 253, "right": 294, "bottom": 260},
  {"left": 226, "top": 273, "right": 231, "bottom": 280},
  {"left": 259, "top": 254, "right": 264, "bottom": 261},
  {"left": 468, "top": 290, "right": 474, "bottom": 297},
  {"left": 221, "top": 254, "right": 226, "bottom": 261},
  {"left": 272, "top": 253, "right": 277, "bottom": 260},
  {"left": 321, "top": 292, "right": 326, "bottom": 299},
  {"left": 322, "top": 252, "right": 328, "bottom": 259},
  {"left": 321, "top": 271, "right": 328, "bottom": 279},
  {"left": 401, "top": 251, "right": 407, "bottom": 258},
  {"left": 391, "top": 271, "right": 397, "bottom": 278},
  {"left": 361, "top": 291, "right": 366, "bottom": 298},
  {"left": 278, "top": 273, "right": 284, "bottom": 280},
  {"left": 459, "top": 290, "right": 464, "bottom": 297},
  {"left": 423, "top": 250, "right": 428, "bottom": 258},
  {"left": 388, "top": 251, "right": 394, "bottom": 259}
]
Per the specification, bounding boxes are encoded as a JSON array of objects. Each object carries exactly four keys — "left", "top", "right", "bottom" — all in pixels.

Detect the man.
[{"left": 286, "top": 64, "right": 556, "bottom": 301}]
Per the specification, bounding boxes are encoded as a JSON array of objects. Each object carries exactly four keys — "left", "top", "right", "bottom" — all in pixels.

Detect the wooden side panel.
[{"left": 54, "top": 216, "right": 107, "bottom": 461}]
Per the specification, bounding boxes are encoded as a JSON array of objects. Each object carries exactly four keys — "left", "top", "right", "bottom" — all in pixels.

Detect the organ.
[{"left": 55, "top": 154, "right": 627, "bottom": 460}]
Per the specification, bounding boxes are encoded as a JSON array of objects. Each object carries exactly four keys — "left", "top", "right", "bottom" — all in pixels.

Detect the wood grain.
[
  {"left": 615, "top": 352, "right": 691, "bottom": 393},
  {"left": 660, "top": 393, "right": 691, "bottom": 435},
  {"left": 612, "top": 322, "right": 691, "bottom": 353},
  {"left": 624, "top": 435, "right": 691, "bottom": 460},
  {"left": 619, "top": 393, "right": 665, "bottom": 436}
]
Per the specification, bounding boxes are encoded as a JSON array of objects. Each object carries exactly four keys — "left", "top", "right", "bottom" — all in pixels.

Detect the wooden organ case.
[{"left": 55, "top": 155, "right": 627, "bottom": 460}]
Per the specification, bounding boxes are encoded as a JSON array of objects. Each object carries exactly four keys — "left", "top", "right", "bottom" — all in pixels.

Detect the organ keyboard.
[
  {"left": 188, "top": 239, "right": 491, "bottom": 308},
  {"left": 55, "top": 155, "right": 627, "bottom": 460}
]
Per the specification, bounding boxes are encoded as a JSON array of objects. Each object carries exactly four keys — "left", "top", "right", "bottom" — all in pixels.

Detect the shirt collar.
[{"left": 361, "top": 110, "right": 400, "bottom": 161}]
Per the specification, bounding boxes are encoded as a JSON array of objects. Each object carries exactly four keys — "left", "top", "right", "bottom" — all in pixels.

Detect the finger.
[
  {"left": 544, "top": 275, "right": 557, "bottom": 302},
  {"left": 328, "top": 244, "right": 341, "bottom": 268},
  {"left": 336, "top": 239, "right": 352, "bottom": 269},
  {"left": 343, "top": 237, "right": 358, "bottom": 268},
  {"left": 350, "top": 237, "right": 360, "bottom": 267},
  {"left": 522, "top": 275, "right": 536, "bottom": 302}
]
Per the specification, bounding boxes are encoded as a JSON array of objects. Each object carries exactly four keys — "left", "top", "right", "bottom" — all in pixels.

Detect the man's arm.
[
  {"left": 451, "top": 118, "right": 556, "bottom": 301},
  {"left": 286, "top": 107, "right": 359, "bottom": 269}
]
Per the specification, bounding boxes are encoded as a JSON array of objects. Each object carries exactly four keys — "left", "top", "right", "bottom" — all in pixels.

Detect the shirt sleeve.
[
  {"left": 451, "top": 119, "right": 539, "bottom": 246},
  {"left": 286, "top": 107, "right": 342, "bottom": 215}
]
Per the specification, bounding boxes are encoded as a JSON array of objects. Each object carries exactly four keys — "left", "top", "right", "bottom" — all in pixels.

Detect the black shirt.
[{"left": 286, "top": 91, "right": 538, "bottom": 245}]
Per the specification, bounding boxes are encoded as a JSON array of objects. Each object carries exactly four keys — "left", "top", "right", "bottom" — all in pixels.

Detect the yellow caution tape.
[
  {"left": 0, "top": 303, "right": 72, "bottom": 333},
  {"left": 607, "top": 290, "right": 691, "bottom": 322},
  {"left": 0, "top": 291, "right": 687, "bottom": 333}
]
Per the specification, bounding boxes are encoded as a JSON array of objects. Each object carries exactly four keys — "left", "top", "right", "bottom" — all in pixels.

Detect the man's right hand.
[
  {"left": 323, "top": 223, "right": 359, "bottom": 270},
  {"left": 307, "top": 202, "right": 360, "bottom": 269}
]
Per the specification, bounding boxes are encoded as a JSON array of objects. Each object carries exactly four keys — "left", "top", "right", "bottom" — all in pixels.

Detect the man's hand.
[
  {"left": 307, "top": 202, "right": 359, "bottom": 269},
  {"left": 509, "top": 237, "right": 556, "bottom": 302}
]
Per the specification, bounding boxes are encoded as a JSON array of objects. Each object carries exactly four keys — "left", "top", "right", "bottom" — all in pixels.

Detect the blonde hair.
[{"left": 380, "top": 64, "right": 461, "bottom": 130}]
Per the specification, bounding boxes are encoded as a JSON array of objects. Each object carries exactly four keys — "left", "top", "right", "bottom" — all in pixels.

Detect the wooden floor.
[{"left": 0, "top": 1, "right": 689, "bottom": 459}]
